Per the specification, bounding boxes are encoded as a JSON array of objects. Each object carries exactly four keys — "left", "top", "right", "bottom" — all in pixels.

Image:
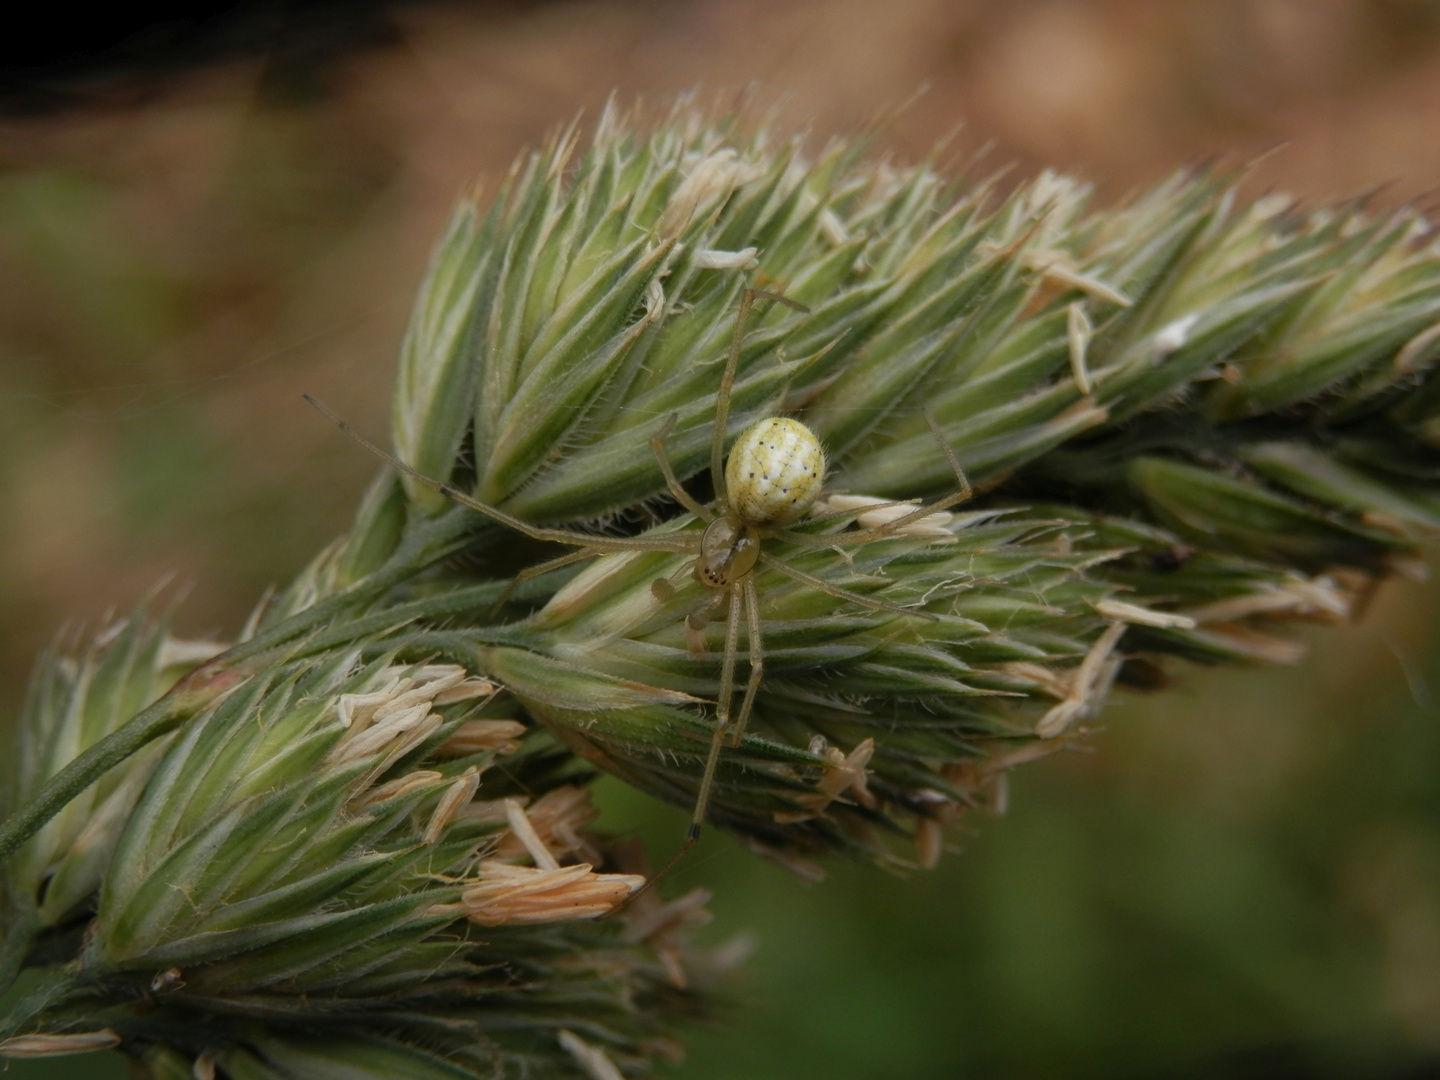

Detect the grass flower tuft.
[{"left": 8, "top": 98, "right": 1440, "bottom": 1076}]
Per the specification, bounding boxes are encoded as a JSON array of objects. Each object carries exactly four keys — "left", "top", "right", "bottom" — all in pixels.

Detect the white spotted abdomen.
[{"left": 725, "top": 417, "right": 826, "bottom": 526}]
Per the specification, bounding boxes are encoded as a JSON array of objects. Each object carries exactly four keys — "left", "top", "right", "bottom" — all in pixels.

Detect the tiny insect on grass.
[{"left": 305, "top": 287, "right": 973, "bottom": 883}]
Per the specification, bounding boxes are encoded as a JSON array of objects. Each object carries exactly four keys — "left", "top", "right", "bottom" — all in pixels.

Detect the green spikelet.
[
  {"left": 4, "top": 638, "right": 705, "bottom": 1078},
  {"left": 1, "top": 605, "right": 228, "bottom": 993}
]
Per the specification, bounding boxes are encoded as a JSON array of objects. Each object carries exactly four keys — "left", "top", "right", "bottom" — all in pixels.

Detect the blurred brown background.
[{"left": 4, "top": 2, "right": 1440, "bottom": 1076}]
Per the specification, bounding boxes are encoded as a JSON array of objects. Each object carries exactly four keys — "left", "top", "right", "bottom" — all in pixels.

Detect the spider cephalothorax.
[{"left": 693, "top": 514, "right": 760, "bottom": 589}]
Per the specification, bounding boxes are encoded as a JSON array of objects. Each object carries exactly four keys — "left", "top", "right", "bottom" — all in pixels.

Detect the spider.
[{"left": 306, "top": 288, "right": 972, "bottom": 858}]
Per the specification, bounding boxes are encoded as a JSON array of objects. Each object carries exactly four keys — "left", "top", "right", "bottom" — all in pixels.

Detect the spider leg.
[
  {"left": 490, "top": 548, "right": 605, "bottom": 616},
  {"left": 710, "top": 287, "right": 810, "bottom": 506},
  {"left": 710, "top": 291, "right": 751, "bottom": 506},
  {"left": 605, "top": 576, "right": 773, "bottom": 912},
  {"left": 772, "top": 411, "right": 973, "bottom": 548},
  {"left": 801, "top": 499, "right": 916, "bottom": 524},
  {"left": 305, "top": 394, "right": 692, "bottom": 554},
  {"left": 603, "top": 580, "right": 739, "bottom": 914},
  {"left": 651, "top": 413, "right": 713, "bottom": 521},
  {"left": 689, "top": 584, "right": 743, "bottom": 841},
  {"left": 727, "top": 575, "right": 765, "bottom": 748},
  {"left": 923, "top": 407, "right": 973, "bottom": 500},
  {"left": 770, "top": 495, "right": 963, "bottom": 547},
  {"left": 622, "top": 821, "right": 701, "bottom": 910},
  {"left": 715, "top": 585, "right": 744, "bottom": 735},
  {"left": 758, "top": 551, "right": 938, "bottom": 620}
]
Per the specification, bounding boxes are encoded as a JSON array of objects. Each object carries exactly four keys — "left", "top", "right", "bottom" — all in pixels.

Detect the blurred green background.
[{"left": 4, "top": 1, "right": 1440, "bottom": 1076}]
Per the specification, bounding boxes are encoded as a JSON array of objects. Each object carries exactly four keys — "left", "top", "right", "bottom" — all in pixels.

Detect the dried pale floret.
[
  {"left": 470, "top": 786, "right": 602, "bottom": 865},
  {"left": 1181, "top": 575, "right": 1352, "bottom": 625},
  {"left": 352, "top": 770, "right": 444, "bottom": 809},
  {"left": 1093, "top": 598, "right": 1197, "bottom": 629},
  {"left": 440, "top": 861, "right": 646, "bottom": 926},
  {"left": 1036, "top": 622, "right": 1128, "bottom": 738},
  {"left": 775, "top": 737, "right": 876, "bottom": 823},
  {"left": 558, "top": 1029, "right": 626, "bottom": 1080},
  {"left": 623, "top": 885, "right": 714, "bottom": 988},
  {"left": 1021, "top": 249, "right": 1133, "bottom": 307},
  {"left": 0, "top": 1031, "right": 121, "bottom": 1058},
  {"left": 423, "top": 766, "right": 480, "bottom": 843},
  {"left": 1067, "top": 301, "right": 1093, "bottom": 395},
  {"left": 814, "top": 494, "right": 955, "bottom": 538},
  {"left": 328, "top": 665, "right": 485, "bottom": 767},
  {"left": 435, "top": 718, "right": 527, "bottom": 756}
]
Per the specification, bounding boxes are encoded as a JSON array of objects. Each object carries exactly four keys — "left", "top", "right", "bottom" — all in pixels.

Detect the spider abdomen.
[{"left": 725, "top": 417, "right": 825, "bottom": 526}]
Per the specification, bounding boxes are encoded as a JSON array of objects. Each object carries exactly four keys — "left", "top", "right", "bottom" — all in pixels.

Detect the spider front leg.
[
  {"left": 651, "top": 414, "right": 712, "bottom": 521},
  {"left": 491, "top": 547, "right": 605, "bottom": 616},
  {"left": 304, "top": 394, "right": 693, "bottom": 556},
  {"left": 759, "top": 551, "right": 937, "bottom": 621},
  {"left": 774, "top": 411, "right": 973, "bottom": 549}
]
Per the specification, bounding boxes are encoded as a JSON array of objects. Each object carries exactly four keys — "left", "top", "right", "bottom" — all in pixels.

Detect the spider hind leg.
[{"left": 728, "top": 576, "right": 765, "bottom": 748}]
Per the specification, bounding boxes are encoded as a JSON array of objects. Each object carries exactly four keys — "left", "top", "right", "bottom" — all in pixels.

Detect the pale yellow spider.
[{"left": 307, "top": 289, "right": 972, "bottom": 853}]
